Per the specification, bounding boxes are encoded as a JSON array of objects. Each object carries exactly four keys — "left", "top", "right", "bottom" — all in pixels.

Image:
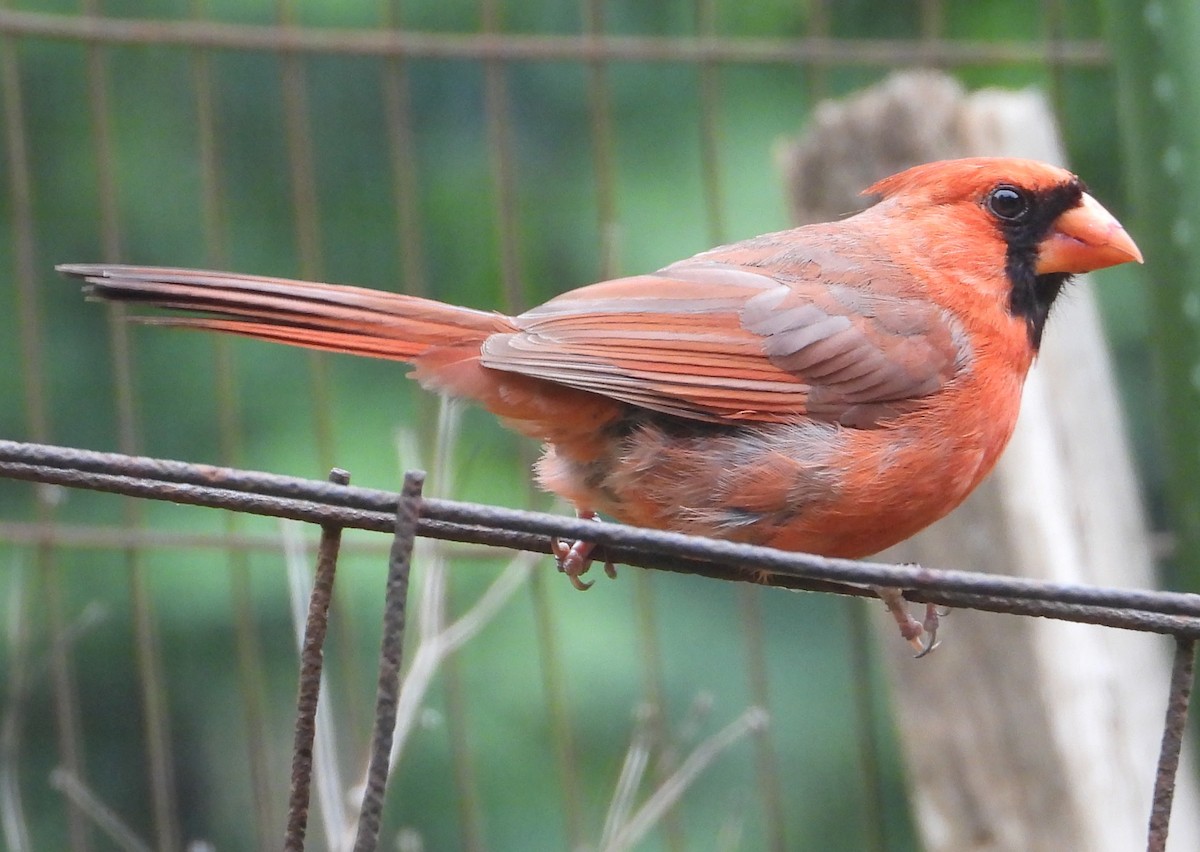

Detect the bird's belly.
[{"left": 536, "top": 404, "right": 1018, "bottom": 559}]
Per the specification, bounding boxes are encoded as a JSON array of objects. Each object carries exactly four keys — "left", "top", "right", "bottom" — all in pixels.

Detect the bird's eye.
[{"left": 987, "top": 185, "right": 1030, "bottom": 222}]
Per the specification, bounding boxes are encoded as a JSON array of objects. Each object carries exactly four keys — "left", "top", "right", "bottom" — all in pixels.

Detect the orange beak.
[{"left": 1036, "top": 192, "right": 1143, "bottom": 274}]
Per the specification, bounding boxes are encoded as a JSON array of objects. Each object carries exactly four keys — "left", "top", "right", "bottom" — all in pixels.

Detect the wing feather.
[{"left": 480, "top": 251, "right": 968, "bottom": 426}]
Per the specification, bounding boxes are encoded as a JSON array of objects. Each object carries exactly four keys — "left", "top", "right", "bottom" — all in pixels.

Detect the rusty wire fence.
[{"left": 0, "top": 2, "right": 1190, "bottom": 851}]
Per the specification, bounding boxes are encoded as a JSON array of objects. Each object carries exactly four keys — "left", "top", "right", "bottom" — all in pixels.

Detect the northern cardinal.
[{"left": 61, "top": 157, "right": 1141, "bottom": 652}]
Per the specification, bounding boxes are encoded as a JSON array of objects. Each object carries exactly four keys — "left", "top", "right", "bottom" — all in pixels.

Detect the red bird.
[{"left": 61, "top": 158, "right": 1141, "bottom": 652}]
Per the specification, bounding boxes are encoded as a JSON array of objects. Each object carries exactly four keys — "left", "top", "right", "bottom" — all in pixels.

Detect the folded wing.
[{"left": 481, "top": 255, "right": 967, "bottom": 428}]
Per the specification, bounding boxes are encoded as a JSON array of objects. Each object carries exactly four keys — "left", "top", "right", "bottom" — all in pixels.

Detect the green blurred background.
[{"left": 0, "top": 1, "right": 1184, "bottom": 850}]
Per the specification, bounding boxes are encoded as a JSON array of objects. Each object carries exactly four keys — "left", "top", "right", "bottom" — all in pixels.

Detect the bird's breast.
[{"left": 535, "top": 365, "right": 1027, "bottom": 559}]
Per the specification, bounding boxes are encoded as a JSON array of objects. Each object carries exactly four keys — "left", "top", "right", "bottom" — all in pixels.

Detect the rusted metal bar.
[
  {"left": 285, "top": 469, "right": 351, "bottom": 852},
  {"left": 1147, "top": 637, "right": 1197, "bottom": 852},
  {"left": 4, "top": 19, "right": 93, "bottom": 850},
  {"left": 352, "top": 471, "right": 423, "bottom": 852},
  {"left": 2, "top": 441, "right": 1200, "bottom": 635}
]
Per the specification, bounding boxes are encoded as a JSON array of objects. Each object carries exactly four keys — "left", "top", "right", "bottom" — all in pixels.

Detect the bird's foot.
[
  {"left": 873, "top": 586, "right": 944, "bottom": 658},
  {"left": 551, "top": 510, "right": 617, "bottom": 591}
]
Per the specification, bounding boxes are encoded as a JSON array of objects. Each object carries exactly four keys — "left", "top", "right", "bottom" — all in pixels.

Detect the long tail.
[{"left": 58, "top": 264, "right": 516, "bottom": 362}]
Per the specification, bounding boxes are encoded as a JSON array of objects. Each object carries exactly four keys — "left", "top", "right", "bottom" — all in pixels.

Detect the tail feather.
[{"left": 57, "top": 264, "right": 515, "bottom": 362}]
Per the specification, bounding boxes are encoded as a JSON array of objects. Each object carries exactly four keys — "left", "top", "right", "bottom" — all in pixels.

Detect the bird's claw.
[
  {"left": 874, "top": 587, "right": 945, "bottom": 658},
  {"left": 552, "top": 537, "right": 595, "bottom": 589},
  {"left": 551, "top": 511, "right": 616, "bottom": 591},
  {"left": 912, "top": 603, "right": 942, "bottom": 658}
]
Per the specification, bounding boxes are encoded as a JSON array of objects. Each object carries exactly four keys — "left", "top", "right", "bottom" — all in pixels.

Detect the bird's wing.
[{"left": 481, "top": 245, "right": 969, "bottom": 427}]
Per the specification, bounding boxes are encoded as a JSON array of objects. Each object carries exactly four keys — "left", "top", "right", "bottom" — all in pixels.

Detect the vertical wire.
[
  {"left": 800, "top": 6, "right": 889, "bottom": 848},
  {"left": 526, "top": 572, "right": 584, "bottom": 847},
  {"left": 275, "top": 5, "right": 374, "bottom": 811},
  {"left": 695, "top": 0, "right": 787, "bottom": 847},
  {"left": 379, "top": 0, "right": 441, "bottom": 639},
  {"left": 431, "top": 395, "right": 486, "bottom": 835},
  {"left": 381, "top": 0, "right": 429, "bottom": 299},
  {"left": 735, "top": 589, "right": 787, "bottom": 852},
  {"left": 583, "top": 0, "right": 619, "bottom": 280},
  {"left": 1147, "top": 637, "right": 1197, "bottom": 852},
  {"left": 1042, "top": 0, "right": 1069, "bottom": 136},
  {"left": 469, "top": 0, "right": 589, "bottom": 843},
  {"left": 579, "top": 4, "right": 685, "bottom": 850},
  {"left": 276, "top": 0, "right": 337, "bottom": 471},
  {"left": 695, "top": 0, "right": 725, "bottom": 247},
  {"left": 379, "top": 6, "right": 441, "bottom": 745},
  {"left": 189, "top": 1, "right": 277, "bottom": 843},
  {"left": 421, "top": 3, "right": 535, "bottom": 846},
  {"left": 286, "top": 469, "right": 350, "bottom": 852},
  {"left": 481, "top": 0, "right": 526, "bottom": 315},
  {"left": 846, "top": 603, "right": 887, "bottom": 852},
  {"left": 352, "top": 471, "right": 422, "bottom": 852},
  {"left": 0, "top": 18, "right": 92, "bottom": 852},
  {"left": 427, "top": 400, "right": 488, "bottom": 852},
  {"left": 439, "top": 622, "right": 488, "bottom": 852},
  {"left": 1, "top": 565, "right": 33, "bottom": 852},
  {"left": 629, "top": 578, "right": 684, "bottom": 851},
  {"left": 834, "top": 5, "right": 889, "bottom": 838},
  {"left": 80, "top": 1, "right": 180, "bottom": 848},
  {"left": 482, "top": 0, "right": 592, "bottom": 844},
  {"left": 919, "top": 0, "right": 944, "bottom": 67},
  {"left": 806, "top": 0, "right": 831, "bottom": 101},
  {"left": 1, "top": 26, "right": 46, "bottom": 448}
]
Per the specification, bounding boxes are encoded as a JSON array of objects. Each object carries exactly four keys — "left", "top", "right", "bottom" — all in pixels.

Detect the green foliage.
[{"left": 1105, "top": 0, "right": 1200, "bottom": 585}]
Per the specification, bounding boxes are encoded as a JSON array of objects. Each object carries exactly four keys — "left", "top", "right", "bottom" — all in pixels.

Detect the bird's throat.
[{"left": 1007, "top": 270, "right": 1070, "bottom": 351}]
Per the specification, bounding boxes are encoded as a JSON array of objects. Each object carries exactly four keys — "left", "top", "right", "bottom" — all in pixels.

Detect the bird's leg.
[
  {"left": 551, "top": 510, "right": 617, "bottom": 591},
  {"left": 873, "top": 586, "right": 942, "bottom": 658}
]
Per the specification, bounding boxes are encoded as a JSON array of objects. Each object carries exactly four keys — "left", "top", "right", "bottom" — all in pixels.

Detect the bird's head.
[{"left": 865, "top": 157, "right": 1142, "bottom": 349}]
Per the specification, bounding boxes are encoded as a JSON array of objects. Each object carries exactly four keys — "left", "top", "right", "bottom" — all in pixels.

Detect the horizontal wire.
[
  {"left": 0, "top": 440, "right": 1198, "bottom": 637},
  {"left": 0, "top": 10, "right": 1107, "bottom": 67},
  {"left": 0, "top": 518, "right": 506, "bottom": 561},
  {"left": 0, "top": 518, "right": 387, "bottom": 554}
]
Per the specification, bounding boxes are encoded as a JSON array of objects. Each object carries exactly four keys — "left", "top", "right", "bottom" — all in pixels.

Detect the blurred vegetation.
[
  {"left": 1104, "top": 0, "right": 1200, "bottom": 588},
  {"left": 0, "top": 0, "right": 1167, "bottom": 849}
]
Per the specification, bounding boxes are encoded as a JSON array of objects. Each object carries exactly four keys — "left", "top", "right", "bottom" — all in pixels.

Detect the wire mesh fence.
[
  {"left": 0, "top": 2, "right": 1189, "bottom": 851},
  {"left": 1, "top": 436, "right": 1197, "bottom": 849}
]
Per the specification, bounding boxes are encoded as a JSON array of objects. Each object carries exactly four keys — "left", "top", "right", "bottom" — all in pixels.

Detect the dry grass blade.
[
  {"left": 334, "top": 401, "right": 533, "bottom": 848},
  {"left": 598, "top": 704, "right": 656, "bottom": 848},
  {"left": 599, "top": 706, "right": 770, "bottom": 852},
  {"left": 48, "top": 769, "right": 153, "bottom": 852},
  {"left": 338, "top": 548, "right": 535, "bottom": 846},
  {"left": 1, "top": 562, "right": 31, "bottom": 852}
]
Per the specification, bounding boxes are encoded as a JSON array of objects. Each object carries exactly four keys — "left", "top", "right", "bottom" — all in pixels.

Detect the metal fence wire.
[{"left": 0, "top": 3, "right": 1194, "bottom": 852}]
